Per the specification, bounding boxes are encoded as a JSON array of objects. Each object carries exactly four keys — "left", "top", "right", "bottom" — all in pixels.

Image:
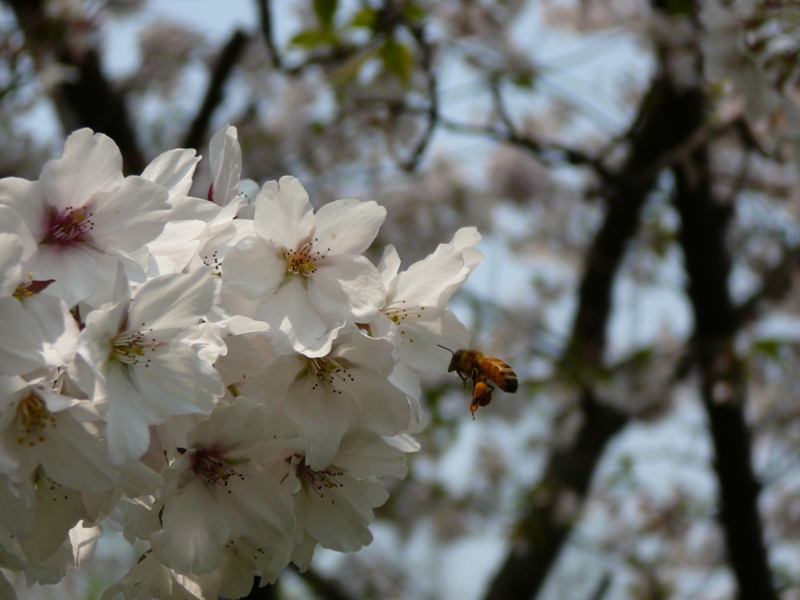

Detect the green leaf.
[
  {"left": 328, "top": 48, "right": 375, "bottom": 87},
  {"left": 402, "top": 2, "right": 426, "bottom": 21},
  {"left": 313, "top": 0, "right": 339, "bottom": 28},
  {"left": 351, "top": 7, "right": 377, "bottom": 29},
  {"left": 752, "top": 338, "right": 782, "bottom": 359},
  {"left": 379, "top": 38, "right": 413, "bottom": 84},
  {"left": 290, "top": 28, "right": 336, "bottom": 48},
  {"left": 663, "top": 0, "right": 693, "bottom": 15},
  {"left": 510, "top": 71, "right": 535, "bottom": 89}
]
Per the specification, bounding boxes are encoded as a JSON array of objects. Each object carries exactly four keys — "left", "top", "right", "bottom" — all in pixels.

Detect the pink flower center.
[
  {"left": 16, "top": 392, "right": 57, "bottom": 447},
  {"left": 294, "top": 454, "right": 343, "bottom": 498},
  {"left": 191, "top": 448, "right": 243, "bottom": 487},
  {"left": 308, "top": 356, "right": 354, "bottom": 394},
  {"left": 43, "top": 205, "right": 94, "bottom": 245},
  {"left": 112, "top": 328, "right": 160, "bottom": 367},
  {"left": 13, "top": 274, "right": 55, "bottom": 298},
  {"left": 285, "top": 238, "right": 329, "bottom": 277}
]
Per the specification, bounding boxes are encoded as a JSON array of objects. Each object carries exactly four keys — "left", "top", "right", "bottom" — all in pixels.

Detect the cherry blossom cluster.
[{"left": 0, "top": 126, "right": 482, "bottom": 599}]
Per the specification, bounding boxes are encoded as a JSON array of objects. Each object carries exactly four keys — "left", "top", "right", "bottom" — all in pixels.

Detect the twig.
[
  {"left": 734, "top": 244, "right": 800, "bottom": 327},
  {"left": 240, "top": 576, "right": 278, "bottom": 599},
  {"left": 255, "top": 0, "right": 282, "bottom": 69},
  {"left": 399, "top": 22, "right": 438, "bottom": 172},
  {"left": 290, "top": 564, "right": 356, "bottom": 600},
  {"left": 182, "top": 29, "right": 250, "bottom": 151},
  {"left": 587, "top": 573, "right": 613, "bottom": 600},
  {"left": 439, "top": 115, "right": 612, "bottom": 181},
  {"left": 489, "top": 76, "right": 515, "bottom": 135}
]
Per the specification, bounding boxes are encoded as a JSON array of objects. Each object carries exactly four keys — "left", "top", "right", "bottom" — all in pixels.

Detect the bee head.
[
  {"left": 448, "top": 349, "right": 466, "bottom": 372},
  {"left": 437, "top": 344, "right": 458, "bottom": 372}
]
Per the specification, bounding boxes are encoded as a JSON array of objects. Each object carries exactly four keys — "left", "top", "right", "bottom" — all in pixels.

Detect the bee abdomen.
[
  {"left": 485, "top": 360, "right": 518, "bottom": 393},
  {"left": 500, "top": 372, "right": 518, "bottom": 393}
]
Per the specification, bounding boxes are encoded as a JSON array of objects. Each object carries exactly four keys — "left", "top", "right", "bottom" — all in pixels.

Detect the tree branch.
[
  {"left": 182, "top": 29, "right": 250, "bottom": 151},
  {"left": 439, "top": 115, "right": 611, "bottom": 182},
  {"left": 485, "top": 390, "right": 627, "bottom": 600},
  {"left": 255, "top": 0, "right": 282, "bottom": 69},
  {"left": 399, "top": 21, "right": 438, "bottom": 172},
  {"left": 734, "top": 244, "right": 800, "bottom": 327},
  {"left": 239, "top": 576, "right": 279, "bottom": 600},
  {"left": 290, "top": 564, "right": 357, "bottom": 600},
  {"left": 5, "top": 0, "right": 144, "bottom": 173}
]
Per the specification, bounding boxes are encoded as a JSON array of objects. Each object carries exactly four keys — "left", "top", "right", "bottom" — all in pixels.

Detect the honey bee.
[{"left": 439, "top": 346, "right": 518, "bottom": 418}]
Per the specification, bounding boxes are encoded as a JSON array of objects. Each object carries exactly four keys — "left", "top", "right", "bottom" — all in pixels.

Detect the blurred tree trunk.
[
  {"left": 672, "top": 117, "right": 778, "bottom": 600},
  {"left": 484, "top": 64, "right": 708, "bottom": 600},
  {"left": 5, "top": 0, "right": 144, "bottom": 173},
  {"left": 481, "top": 1, "right": 773, "bottom": 597}
]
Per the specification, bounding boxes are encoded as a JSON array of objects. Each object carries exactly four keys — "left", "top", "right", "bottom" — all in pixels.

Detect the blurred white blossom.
[{"left": 0, "top": 124, "right": 480, "bottom": 600}]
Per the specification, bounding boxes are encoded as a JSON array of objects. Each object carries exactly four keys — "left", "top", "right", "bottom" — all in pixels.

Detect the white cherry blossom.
[
  {"left": 370, "top": 227, "right": 483, "bottom": 376},
  {"left": 0, "top": 126, "right": 483, "bottom": 597},
  {"left": 0, "top": 129, "right": 172, "bottom": 308},
  {"left": 285, "top": 429, "right": 407, "bottom": 570},
  {"left": 0, "top": 373, "right": 119, "bottom": 494},
  {"left": 242, "top": 325, "right": 411, "bottom": 469},
  {"left": 149, "top": 399, "right": 300, "bottom": 575},
  {"left": 0, "top": 207, "right": 78, "bottom": 376},
  {"left": 223, "top": 176, "right": 386, "bottom": 355},
  {"left": 73, "top": 266, "right": 224, "bottom": 464}
]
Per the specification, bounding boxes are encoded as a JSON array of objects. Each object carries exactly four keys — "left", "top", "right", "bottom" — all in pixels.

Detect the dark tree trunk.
[
  {"left": 484, "top": 66, "right": 716, "bottom": 600},
  {"left": 672, "top": 137, "right": 778, "bottom": 600},
  {"left": 5, "top": 0, "right": 145, "bottom": 174}
]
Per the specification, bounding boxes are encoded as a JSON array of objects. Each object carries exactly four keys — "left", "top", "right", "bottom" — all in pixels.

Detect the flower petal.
[
  {"left": 88, "top": 176, "right": 171, "bottom": 252},
  {"left": 129, "top": 268, "right": 219, "bottom": 334},
  {"left": 333, "top": 430, "right": 407, "bottom": 479},
  {"left": 377, "top": 244, "right": 401, "bottom": 293},
  {"left": 40, "top": 129, "right": 124, "bottom": 210},
  {"left": 36, "top": 243, "right": 142, "bottom": 308},
  {"left": 309, "top": 255, "right": 384, "bottom": 322},
  {"left": 255, "top": 176, "right": 314, "bottom": 250},
  {"left": 0, "top": 206, "right": 36, "bottom": 295},
  {"left": 284, "top": 381, "right": 356, "bottom": 470},
  {"left": 156, "top": 476, "right": 231, "bottom": 574},
  {"left": 131, "top": 341, "right": 222, "bottom": 419},
  {"left": 208, "top": 125, "right": 242, "bottom": 206},
  {"left": 257, "top": 277, "right": 337, "bottom": 355},
  {"left": 392, "top": 245, "right": 467, "bottom": 308},
  {"left": 142, "top": 148, "right": 199, "bottom": 198},
  {"left": 313, "top": 199, "right": 386, "bottom": 256},
  {"left": 34, "top": 406, "right": 119, "bottom": 494},
  {"left": 186, "top": 398, "right": 266, "bottom": 454},
  {"left": 0, "top": 178, "right": 46, "bottom": 240},
  {"left": 103, "top": 362, "right": 153, "bottom": 464},
  {"left": 0, "top": 298, "right": 54, "bottom": 375},
  {"left": 223, "top": 235, "right": 286, "bottom": 300},
  {"left": 304, "top": 475, "right": 387, "bottom": 552},
  {"left": 34, "top": 297, "right": 80, "bottom": 371}
]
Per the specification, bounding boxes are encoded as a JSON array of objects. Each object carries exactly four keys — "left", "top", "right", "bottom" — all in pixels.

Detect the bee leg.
[
  {"left": 470, "top": 380, "right": 494, "bottom": 419},
  {"left": 458, "top": 373, "right": 468, "bottom": 388},
  {"left": 469, "top": 396, "right": 480, "bottom": 419},
  {"left": 479, "top": 382, "right": 495, "bottom": 407}
]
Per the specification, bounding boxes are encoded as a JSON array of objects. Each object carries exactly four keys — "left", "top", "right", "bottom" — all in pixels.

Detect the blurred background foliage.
[{"left": 4, "top": 0, "right": 800, "bottom": 598}]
